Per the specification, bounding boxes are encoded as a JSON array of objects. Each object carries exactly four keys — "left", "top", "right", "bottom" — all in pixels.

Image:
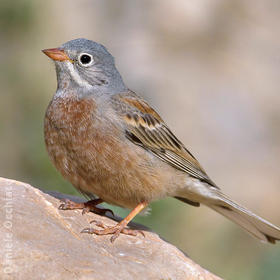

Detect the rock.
[{"left": 0, "top": 177, "right": 222, "bottom": 280}]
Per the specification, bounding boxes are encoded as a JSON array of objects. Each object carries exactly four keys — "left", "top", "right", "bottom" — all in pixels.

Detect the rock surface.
[{"left": 0, "top": 177, "right": 222, "bottom": 280}]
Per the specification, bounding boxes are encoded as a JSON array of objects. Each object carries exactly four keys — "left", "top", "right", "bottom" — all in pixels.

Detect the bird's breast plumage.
[{"left": 44, "top": 95, "right": 99, "bottom": 190}]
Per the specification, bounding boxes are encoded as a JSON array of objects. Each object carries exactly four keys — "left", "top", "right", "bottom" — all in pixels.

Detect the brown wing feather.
[{"left": 113, "top": 91, "right": 217, "bottom": 188}]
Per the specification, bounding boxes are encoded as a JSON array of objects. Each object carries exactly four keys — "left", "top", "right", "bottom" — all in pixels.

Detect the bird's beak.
[{"left": 42, "top": 48, "right": 73, "bottom": 62}]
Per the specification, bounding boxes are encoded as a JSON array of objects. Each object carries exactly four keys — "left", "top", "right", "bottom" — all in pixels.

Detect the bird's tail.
[{"left": 204, "top": 191, "right": 280, "bottom": 244}]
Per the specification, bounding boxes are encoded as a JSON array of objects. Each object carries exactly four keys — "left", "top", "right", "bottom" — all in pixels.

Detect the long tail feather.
[{"left": 206, "top": 192, "right": 280, "bottom": 244}]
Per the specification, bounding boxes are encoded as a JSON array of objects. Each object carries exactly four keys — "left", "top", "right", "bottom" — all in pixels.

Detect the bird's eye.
[{"left": 78, "top": 53, "right": 94, "bottom": 66}]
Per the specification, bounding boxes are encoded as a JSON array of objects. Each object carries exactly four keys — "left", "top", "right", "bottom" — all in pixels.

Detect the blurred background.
[{"left": 1, "top": 0, "right": 280, "bottom": 279}]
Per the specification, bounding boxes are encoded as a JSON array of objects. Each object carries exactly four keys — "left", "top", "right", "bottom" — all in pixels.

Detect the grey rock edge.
[{"left": 0, "top": 177, "right": 222, "bottom": 280}]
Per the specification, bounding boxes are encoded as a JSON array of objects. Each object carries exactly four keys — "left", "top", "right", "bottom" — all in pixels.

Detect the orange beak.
[{"left": 42, "top": 48, "right": 73, "bottom": 62}]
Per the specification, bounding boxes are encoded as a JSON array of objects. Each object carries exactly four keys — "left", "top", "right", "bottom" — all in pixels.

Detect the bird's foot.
[
  {"left": 81, "top": 220, "right": 145, "bottom": 243},
  {"left": 58, "top": 198, "right": 114, "bottom": 216}
]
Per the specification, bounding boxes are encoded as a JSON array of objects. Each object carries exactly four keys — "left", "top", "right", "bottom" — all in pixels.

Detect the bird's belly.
[{"left": 45, "top": 130, "right": 174, "bottom": 208}]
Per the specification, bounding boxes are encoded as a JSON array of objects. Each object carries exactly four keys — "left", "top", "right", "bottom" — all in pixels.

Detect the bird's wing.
[{"left": 112, "top": 92, "right": 217, "bottom": 187}]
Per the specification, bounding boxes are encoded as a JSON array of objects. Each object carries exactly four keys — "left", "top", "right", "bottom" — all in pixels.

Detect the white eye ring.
[{"left": 78, "top": 53, "right": 94, "bottom": 67}]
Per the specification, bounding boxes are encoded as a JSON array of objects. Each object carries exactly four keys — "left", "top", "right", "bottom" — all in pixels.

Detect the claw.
[
  {"left": 58, "top": 204, "right": 66, "bottom": 210},
  {"left": 82, "top": 208, "right": 90, "bottom": 215},
  {"left": 58, "top": 199, "right": 82, "bottom": 210},
  {"left": 90, "top": 220, "right": 106, "bottom": 228},
  {"left": 67, "top": 201, "right": 148, "bottom": 242},
  {"left": 58, "top": 198, "right": 114, "bottom": 217},
  {"left": 110, "top": 230, "right": 121, "bottom": 243},
  {"left": 81, "top": 221, "right": 145, "bottom": 242},
  {"left": 81, "top": 227, "right": 94, "bottom": 234}
]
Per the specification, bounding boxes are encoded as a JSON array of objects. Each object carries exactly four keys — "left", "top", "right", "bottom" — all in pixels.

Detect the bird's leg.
[
  {"left": 58, "top": 198, "right": 114, "bottom": 216},
  {"left": 82, "top": 201, "right": 148, "bottom": 242}
]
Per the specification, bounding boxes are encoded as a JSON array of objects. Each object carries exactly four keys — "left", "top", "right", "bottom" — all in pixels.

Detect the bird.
[{"left": 42, "top": 38, "right": 280, "bottom": 243}]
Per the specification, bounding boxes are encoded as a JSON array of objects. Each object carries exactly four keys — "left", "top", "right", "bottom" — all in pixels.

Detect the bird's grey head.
[{"left": 43, "top": 38, "right": 127, "bottom": 97}]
